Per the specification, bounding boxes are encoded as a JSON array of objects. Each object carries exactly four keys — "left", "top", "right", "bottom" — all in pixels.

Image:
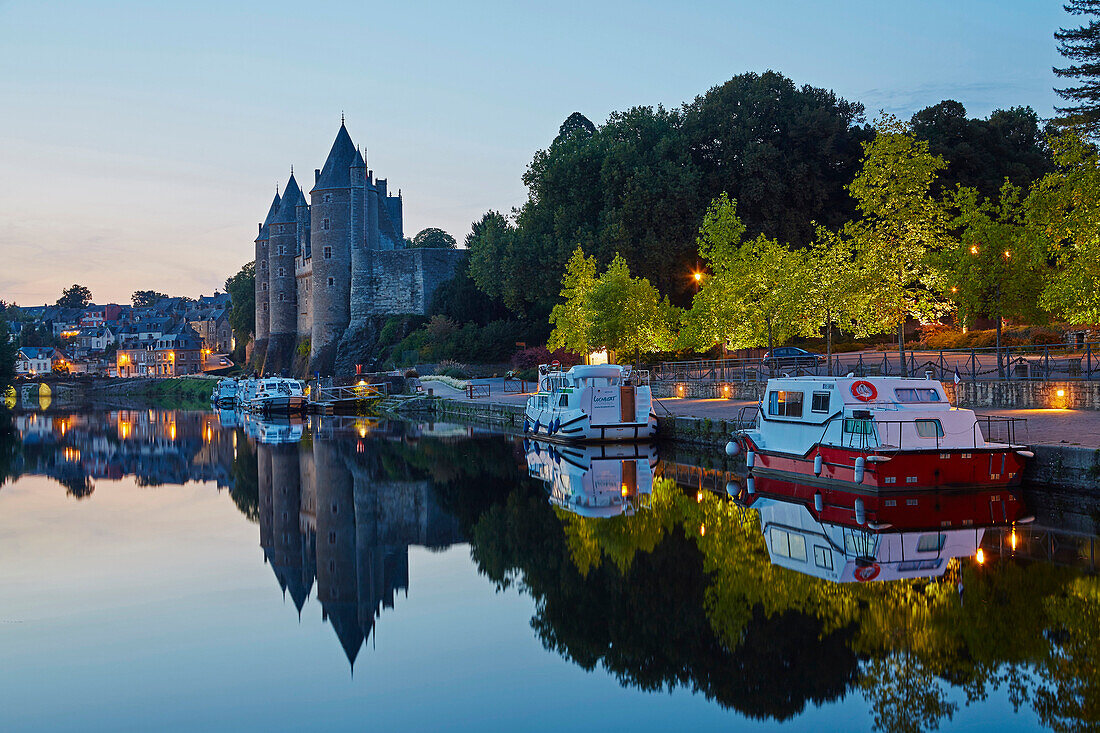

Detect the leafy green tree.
[
  {"left": 56, "top": 284, "right": 92, "bottom": 309},
  {"left": 1026, "top": 131, "right": 1100, "bottom": 324},
  {"left": 804, "top": 229, "right": 870, "bottom": 373},
  {"left": 408, "top": 227, "right": 458, "bottom": 249},
  {"left": 681, "top": 194, "right": 810, "bottom": 354},
  {"left": 1054, "top": 0, "right": 1100, "bottom": 136},
  {"left": 554, "top": 112, "right": 596, "bottom": 143},
  {"left": 945, "top": 183, "right": 1046, "bottom": 375},
  {"left": 847, "top": 115, "right": 952, "bottom": 375},
  {"left": 0, "top": 319, "right": 16, "bottom": 394},
  {"left": 911, "top": 100, "right": 1052, "bottom": 198},
  {"left": 547, "top": 246, "right": 598, "bottom": 355},
  {"left": 131, "top": 290, "right": 168, "bottom": 308},
  {"left": 224, "top": 261, "right": 255, "bottom": 362},
  {"left": 586, "top": 254, "right": 677, "bottom": 361}
]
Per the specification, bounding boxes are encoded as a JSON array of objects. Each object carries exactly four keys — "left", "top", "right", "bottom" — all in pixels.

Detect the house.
[
  {"left": 186, "top": 308, "right": 233, "bottom": 354},
  {"left": 117, "top": 338, "right": 157, "bottom": 378},
  {"left": 77, "top": 326, "right": 115, "bottom": 352},
  {"left": 16, "top": 346, "right": 61, "bottom": 375},
  {"left": 153, "top": 331, "right": 203, "bottom": 376}
]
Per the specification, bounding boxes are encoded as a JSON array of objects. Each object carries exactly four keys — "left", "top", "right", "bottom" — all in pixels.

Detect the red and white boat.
[{"left": 726, "top": 375, "right": 1032, "bottom": 490}]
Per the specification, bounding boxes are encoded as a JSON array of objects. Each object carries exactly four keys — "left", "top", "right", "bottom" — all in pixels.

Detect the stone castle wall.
[{"left": 353, "top": 248, "right": 465, "bottom": 321}]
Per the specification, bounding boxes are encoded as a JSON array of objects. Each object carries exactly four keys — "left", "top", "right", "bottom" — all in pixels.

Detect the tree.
[
  {"left": 1026, "top": 131, "right": 1100, "bottom": 325},
  {"left": 554, "top": 112, "right": 596, "bottom": 144},
  {"left": 131, "top": 290, "right": 168, "bottom": 308},
  {"left": 1054, "top": 0, "right": 1100, "bottom": 136},
  {"left": 945, "top": 183, "right": 1046, "bottom": 376},
  {"left": 681, "top": 194, "right": 811, "bottom": 354},
  {"left": 548, "top": 246, "right": 598, "bottom": 354},
  {"left": 224, "top": 262, "right": 255, "bottom": 362},
  {"left": 408, "top": 227, "right": 457, "bottom": 249},
  {"left": 0, "top": 319, "right": 16, "bottom": 395},
  {"left": 56, "top": 284, "right": 92, "bottom": 309},
  {"left": 847, "top": 115, "right": 952, "bottom": 375},
  {"left": 911, "top": 101, "right": 1052, "bottom": 198},
  {"left": 804, "top": 229, "right": 871, "bottom": 374},
  {"left": 585, "top": 254, "right": 677, "bottom": 360}
]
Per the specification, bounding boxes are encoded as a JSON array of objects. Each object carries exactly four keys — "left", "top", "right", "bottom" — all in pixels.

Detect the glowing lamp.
[
  {"left": 1010, "top": 529, "right": 1017, "bottom": 551},
  {"left": 975, "top": 548, "right": 985, "bottom": 564},
  {"left": 970, "top": 245, "right": 979, "bottom": 255},
  {"left": 621, "top": 484, "right": 629, "bottom": 497},
  {"left": 693, "top": 271, "right": 703, "bottom": 282},
  {"left": 1057, "top": 389, "right": 1065, "bottom": 398},
  {"left": 699, "top": 524, "right": 706, "bottom": 537}
]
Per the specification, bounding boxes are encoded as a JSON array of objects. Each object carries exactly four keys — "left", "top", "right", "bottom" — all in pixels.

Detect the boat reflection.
[
  {"left": 726, "top": 473, "right": 1030, "bottom": 582},
  {"left": 525, "top": 439, "right": 657, "bottom": 517}
]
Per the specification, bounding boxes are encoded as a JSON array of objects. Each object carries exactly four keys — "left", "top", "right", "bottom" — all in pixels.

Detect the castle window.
[
  {"left": 322, "top": 218, "right": 330, "bottom": 230},
  {"left": 263, "top": 304, "right": 267, "bottom": 311},
  {"left": 323, "top": 193, "right": 332, "bottom": 203},
  {"left": 324, "top": 246, "right": 332, "bottom": 259},
  {"left": 260, "top": 260, "right": 266, "bottom": 270},
  {"left": 328, "top": 277, "right": 335, "bottom": 288},
  {"left": 278, "top": 293, "right": 284, "bottom": 302},
  {"left": 278, "top": 267, "right": 285, "bottom": 277},
  {"left": 261, "top": 283, "right": 267, "bottom": 291}
]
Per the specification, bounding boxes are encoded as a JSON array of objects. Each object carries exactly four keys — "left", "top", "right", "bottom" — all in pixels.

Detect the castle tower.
[
  {"left": 253, "top": 191, "right": 280, "bottom": 369},
  {"left": 266, "top": 172, "right": 305, "bottom": 374},
  {"left": 295, "top": 193, "right": 312, "bottom": 342},
  {"left": 309, "top": 123, "right": 358, "bottom": 373}
]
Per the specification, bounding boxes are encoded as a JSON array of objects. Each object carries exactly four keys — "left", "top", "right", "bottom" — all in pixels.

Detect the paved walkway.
[{"left": 433, "top": 378, "right": 1100, "bottom": 448}]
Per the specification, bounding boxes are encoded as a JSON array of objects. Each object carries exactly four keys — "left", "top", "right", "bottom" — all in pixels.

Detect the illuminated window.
[{"left": 768, "top": 391, "right": 803, "bottom": 418}]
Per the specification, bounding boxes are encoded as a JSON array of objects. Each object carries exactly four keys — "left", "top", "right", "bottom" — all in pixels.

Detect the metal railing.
[
  {"left": 502, "top": 378, "right": 531, "bottom": 394},
  {"left": 466, "top": 383, "right": 490, "bottom": 399},
  {"left": 655, "top": 341, "right": 1100, "bottom": 384}
]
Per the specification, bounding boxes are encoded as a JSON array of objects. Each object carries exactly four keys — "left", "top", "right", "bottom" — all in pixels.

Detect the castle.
[{"left": 253, "top": 121, "right": 463, "bottom": 376}]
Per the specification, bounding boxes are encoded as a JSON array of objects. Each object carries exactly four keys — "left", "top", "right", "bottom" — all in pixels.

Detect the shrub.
[
  {"left": 404, "top": 369, "right": 419, "bottom": 378},
  {"left": 510, "top": 346, "right": 580, "bottom": 370},
  {"left": 436, "top": 359, "right": 471, "bottom": 380}
]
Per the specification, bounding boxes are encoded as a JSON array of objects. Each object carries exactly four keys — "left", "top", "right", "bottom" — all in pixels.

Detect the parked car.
[{"left": 761, "top": 346, "right": 823, "bottom": 370}]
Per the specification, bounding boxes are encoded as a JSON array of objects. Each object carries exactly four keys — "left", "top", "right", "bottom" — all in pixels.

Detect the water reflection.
[
  {"left": 0, "top": 408, "right": 1097, "bottom": 731},
  {"left": 525, "top": 439, "right": 657, "bottom": 517}
]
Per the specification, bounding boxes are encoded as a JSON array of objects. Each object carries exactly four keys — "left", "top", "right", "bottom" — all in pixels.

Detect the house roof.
[{"left": 18, "top": 346, "right": 56, "bottom": 359}]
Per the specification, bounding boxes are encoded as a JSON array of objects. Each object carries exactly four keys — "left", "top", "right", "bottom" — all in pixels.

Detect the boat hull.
[
  {"left": 742, "top": 437, "right": 1026, "bottom": 490},
  {"left": 523, "top": 408, "right": 657, "bottom": 443},
  {"left": 248, "top": 396, "right": 307, "bottom": 414}
]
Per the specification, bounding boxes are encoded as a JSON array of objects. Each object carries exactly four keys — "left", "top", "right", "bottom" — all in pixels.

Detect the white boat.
[
  {"left": 726, "top": 375, "right": 1031, "bottom": 490},
  {"left": 210, "top": 378, "right": 238, "bottom": 408},
  {"left": 237, "top": 377, "right": 259, "bottom": 405},
  {"left": 523, "top": 364, "right": 657, "bottom": 442},
  {"left": 246, "top": 377, "right": 307, "bottom": 414},
  {"left": 525, "top": 439, "right": 657, "bottom": 517}
]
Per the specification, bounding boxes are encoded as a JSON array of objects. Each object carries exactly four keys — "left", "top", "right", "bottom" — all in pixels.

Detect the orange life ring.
[
  {"left": 854, "top": 563, "right": 881, "bottom": 582},
  {"left": 851, "top": 380, "right": 878, "bottom": 402}
]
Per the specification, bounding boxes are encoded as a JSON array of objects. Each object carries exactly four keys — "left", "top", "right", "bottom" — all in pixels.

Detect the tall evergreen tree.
[{"left": 1054, "top": 1, "right": 1100, "bottom": 136}]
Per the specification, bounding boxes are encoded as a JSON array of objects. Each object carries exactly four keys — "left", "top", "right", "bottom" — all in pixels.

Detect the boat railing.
[
  {"left": 974, "top": 415, "right": 1029, "bottom": 447},
  {"left": 732, "top": 404, "right": 760, "bottom": 431}
]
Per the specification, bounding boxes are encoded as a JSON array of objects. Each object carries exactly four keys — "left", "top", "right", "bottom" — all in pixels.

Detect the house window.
[
  {"left": 322, "top": 218, "right": 330, "bottom": 231},
  {"left": 328, "top": 277, "right": 334, "bottom": 287},
  {"left": 811, "top": 391, "right": 830, "bottom": 413},
  {"left": 915, "top": 419, "right": 944, "bottom": 438},
  {"left": 767, "top": 390, "right": 803, "bottom": 418},
  {"left": 324, "top": 246, "right": 332, "bottom": 259}
]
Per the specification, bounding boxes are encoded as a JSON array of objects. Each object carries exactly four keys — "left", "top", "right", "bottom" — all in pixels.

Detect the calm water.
[{"left": 0, "top": 408, "right": 1096, "bottom": 732}]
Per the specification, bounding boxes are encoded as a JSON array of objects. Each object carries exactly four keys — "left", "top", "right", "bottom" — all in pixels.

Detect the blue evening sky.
[{"left": 0, "top": 0, "right": 1066, "bottom": 304}]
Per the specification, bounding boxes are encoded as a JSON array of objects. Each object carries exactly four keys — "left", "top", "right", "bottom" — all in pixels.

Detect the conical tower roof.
[
  {"left": 351, "top": 146, "right": 365, "bottom": 170},
  {"left": 312, "top": 123, "right": 357, "bottom": 192},
  {"left": 273, "top": 173, "right": 304, "bottom": 224},
  {"left": 255, "top": 191, "right": 281, "bottom": 243}
]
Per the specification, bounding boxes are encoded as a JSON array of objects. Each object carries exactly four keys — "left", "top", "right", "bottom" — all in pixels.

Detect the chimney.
[{"left": 258, "top": 223, "right": 262, "bottom": 235}]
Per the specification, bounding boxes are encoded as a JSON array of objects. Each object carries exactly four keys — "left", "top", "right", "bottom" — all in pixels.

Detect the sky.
[{"left": 0, "top": 0, "right": 1069, "bottom": 306}]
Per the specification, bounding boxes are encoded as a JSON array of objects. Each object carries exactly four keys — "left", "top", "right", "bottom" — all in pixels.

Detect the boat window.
[
  {"left": 558, "top": 394, "right": 568, "bottom": 407},
  {"left": 770, "top": 528, "right": 807, "bottom": 561},
  {"left": 844, "top": 418, "right": 874, "bottom": 435},
  {"left": 811, "top": 391, "right": 830, "bottom": 413},
  {"left": 813, "top": 545, "right": 833, "bottom": 570},
  {"left": 898, "top": 559, "right": 942, "bottom": 571},
  {"left": 895, "top": 388, "right": 941, "bottom": 403},
  {"left": 916, "top": 533, "right": 947, "bottom": 552},
  {"left": 915, "top": 419, "right": 944, "bottom": 438},
  {"left": 844, "top": 532, "right": 877, "bottom": 557},
  {"left": 767, "top": 390, "right": 803, "bottom": 418}
]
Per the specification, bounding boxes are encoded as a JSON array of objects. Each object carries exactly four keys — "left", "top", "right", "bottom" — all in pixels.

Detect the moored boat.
[
  {"left": 525, "top": 439, "right": 657, "bottom": 517},
  {"left": 210, "top": 378, "right": 238, "bottom": 408},
  {"left": 726, "top": 375, "right": 1032, "bottom": 490},
  {"left": 523, "top": 364, "right": 657, "bottom": 442},
  {"left": 246, "top": 377, "right": 307, "bottom": 414}
]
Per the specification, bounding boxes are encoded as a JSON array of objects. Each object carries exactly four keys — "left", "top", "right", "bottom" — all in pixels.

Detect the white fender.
[
  {"left": 725, "top": 481, "right": 739, "bottom": 496},
  {"left": 813, "top": 454, "right": 823, "bottom": 476},
  {"left": 725, "top": 440, "right": 740, "bottom": 456},
  {"left": 746, "top": 477, "right": 755, "bottom": 495},
  {"left": 1015, "top": 450, "right": 1034, "bottom": 458},
  {"left": 854, "top": 456, "right": 865, "bottom": 483},
  {"left": 746, "top": 450, "right": 755, "bottom": 468},
  {"left": 854, "top": 498, "right": 866, "bottom": 525},
  {"left": 813, "top": 492, "right": 823, "bottom": 512}
]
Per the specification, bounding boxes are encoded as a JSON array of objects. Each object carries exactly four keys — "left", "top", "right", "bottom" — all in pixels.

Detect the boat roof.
[
  {"left": 763, "top": 375, "right": 950, "bottom": 406},
  {"left": 566, "top": 364, "right": 623, "bottom": 379}
]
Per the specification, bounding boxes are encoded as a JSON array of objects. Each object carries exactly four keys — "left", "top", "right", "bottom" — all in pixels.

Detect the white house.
[{"left": 16, "top": 347, "right": 60, "bottom": 375}]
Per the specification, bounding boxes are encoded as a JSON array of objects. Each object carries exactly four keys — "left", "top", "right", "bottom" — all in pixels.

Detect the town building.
[
  {"left": 153, "top": 331, "right": 203, "bottom": 376},
  {"left": 16, "top": 346, "right": 63, "bottom": 375}
]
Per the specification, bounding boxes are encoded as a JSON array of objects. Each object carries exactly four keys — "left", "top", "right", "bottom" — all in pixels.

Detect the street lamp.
[{"left": 970, "top": 245, "right": 979, "bottom": 255}]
